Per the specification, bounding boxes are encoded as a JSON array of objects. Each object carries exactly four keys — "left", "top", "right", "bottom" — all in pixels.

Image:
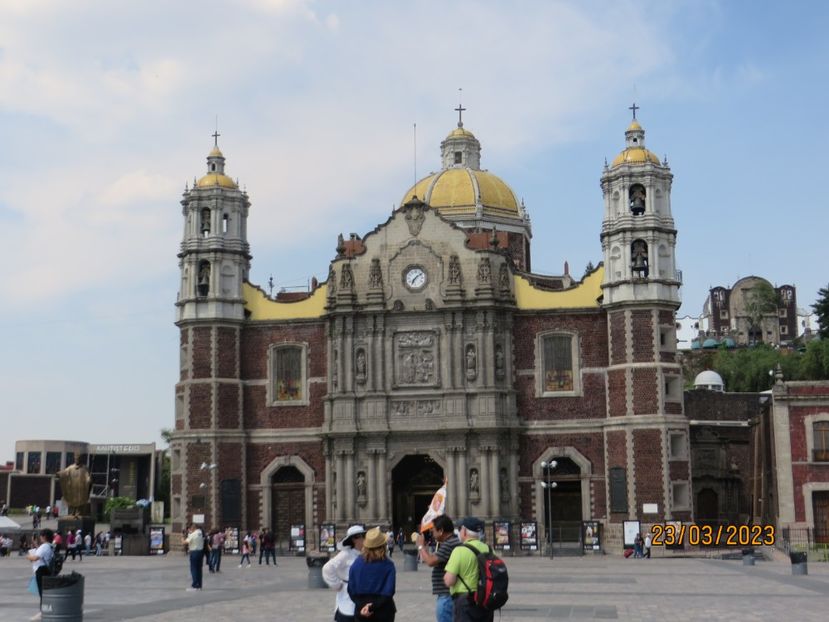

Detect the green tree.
[
  {"left": 104, "top": 496, "right": 136, "bottom": 521},
  {"left": 801, "top": 338, "right": 829, "bottom": 379},
  {"left": 744, "top": 282, "right": 779, "bottom": 344},
  {"left": 813, "top": 285, "right": 829, "bottom": 339},
  {"left": 583, "top": 261, "right": 595, "bottom": 279}
]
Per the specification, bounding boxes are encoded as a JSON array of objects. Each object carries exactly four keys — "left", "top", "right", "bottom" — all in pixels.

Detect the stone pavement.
[{"left": 1, "top": 551, "right": 828, "bottom": 621}]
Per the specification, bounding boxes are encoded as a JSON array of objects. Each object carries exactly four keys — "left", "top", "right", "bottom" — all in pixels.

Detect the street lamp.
[{"left": 540, "top": 460, "right": 558, "bottom": 559}]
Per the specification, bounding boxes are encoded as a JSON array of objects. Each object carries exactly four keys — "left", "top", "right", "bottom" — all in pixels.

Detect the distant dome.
[
  {"left": 694, "top": 370, "right": 725, "bottom": 392},
  {"left": 702, "top": 338, "right": 719, "bottom": 349}
]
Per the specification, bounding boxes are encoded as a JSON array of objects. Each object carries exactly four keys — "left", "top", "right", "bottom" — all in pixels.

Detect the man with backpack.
[{"left": 443, "top": 517, "right": 508, "bottom": 622}]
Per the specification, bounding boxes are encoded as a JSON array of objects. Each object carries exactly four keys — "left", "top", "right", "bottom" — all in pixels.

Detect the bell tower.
[
  {"left": 176, "top": 135, "right": 251, "bottom": 322},
  {"left": 600, "top": 107, "right": 691, "bottom": 528}
]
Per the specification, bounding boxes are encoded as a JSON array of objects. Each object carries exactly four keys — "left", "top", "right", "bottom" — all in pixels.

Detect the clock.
[{"left": 404, "top": 266, "right": 427, "bottom": 290}]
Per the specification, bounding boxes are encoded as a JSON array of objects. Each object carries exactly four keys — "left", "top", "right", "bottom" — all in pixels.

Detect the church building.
[{"left": 170, "top": 108, "right": 691, "bottom": 550}]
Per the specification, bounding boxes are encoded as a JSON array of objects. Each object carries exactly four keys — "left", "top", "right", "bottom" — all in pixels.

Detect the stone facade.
[{"left": 170, "top": 115, "right": 692, "bottom": 550}]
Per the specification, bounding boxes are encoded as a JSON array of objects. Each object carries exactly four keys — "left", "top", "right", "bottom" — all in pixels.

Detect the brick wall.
[
  {"left": 609, "top": 311, "right": 626, "bottom": 365},
  {"left": 632, "top": 368, "right": 658, "bottom": 414},
  {"left": 192, "top": 327, "right": 212, "bottom": 379},
  {"left": 217, "top": 327, "right": 238, "bottom": 378},
  {"left": 606, "top": 430, "right": 627, "bottom": 522},
  {"left": 240, "top": 321, "right": 326, "bottom": 380},
  {"left": 632, "top": 429, "right": 664, "bottom": 520},
  {"left": 217, "top": 384, "right": 240, "bottom": 429},
  {"left": 608, "top": 370, "right": 626, "bottom": 417},
  {"left": 631, "top": 310, "right": 654, "bottom": 363},
  {"left": 188, "top": 384, "right": 212, "bottom": 429}
]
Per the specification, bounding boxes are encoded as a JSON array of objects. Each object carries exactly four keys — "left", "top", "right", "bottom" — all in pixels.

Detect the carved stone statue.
[
  {"left": 355, "top": 348, "right": 367, "bottom": 384},
  {"left": 495, "top": 344, "right": 505, "bottom": 378},
  {"left": 340, "top": 264, "right": 354, "bottom": 290},
  {"left": 465, "top": 344, "right": 477, "bottom": 381},
  {"left": 477, "top": 257, "right": 492, "bottom": 284},
  {"left": 448, "top": 255, "right": 463, "bottom": 286},
  {"left": 327, "top": 265, "right": 337, "bottom": 298},
  {"left": 368, "top": 258, "right": 383, "bottom": 289},
  {"left": 356, "top": 471, "right": 367, "bottom": 499},
  {"left": 469, "top": 468, "right": 480, "bottom": 494},
  {"left": 57, "top": 456, "right": 92, "bottom": 516},
  {"left": 498, "top": 262, "right": 510, "bottom": 293}
]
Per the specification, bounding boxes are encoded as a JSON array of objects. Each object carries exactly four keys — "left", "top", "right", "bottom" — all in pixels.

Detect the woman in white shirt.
[
  {"left": 26, "top": 528, "right": 54, "bottom": 621},
  {"left": 322, "top": 524, "right": 366, "bottom": 622}
]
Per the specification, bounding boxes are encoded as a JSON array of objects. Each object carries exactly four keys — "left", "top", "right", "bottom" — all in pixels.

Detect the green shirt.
[{"left": 444, "top": 539, "right": 489, "bottom": 596}]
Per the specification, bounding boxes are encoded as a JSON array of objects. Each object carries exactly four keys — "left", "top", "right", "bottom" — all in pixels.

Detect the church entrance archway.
[
  {"left": 271, "top": 466, "right": 305, "bottom": 550},
  {"left": 697, "top": 488, "right": 719, "bottom": 525},
  {"left": 543, "top": 457, "right": 583, "bottom": 543},
  {"left": 391, "top": 454, "right": 443, "bottom": 537}
]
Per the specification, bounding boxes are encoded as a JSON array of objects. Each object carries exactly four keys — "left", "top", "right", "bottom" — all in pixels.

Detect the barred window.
[
  {"left": 543, "top": 335, "right": 574, "bottom": 393},
  {"left": 271, "top": 344, "right": 307, "bottom": 404},
  {"left": 815, "top": 422, "right": 829, "bottom": 462}
]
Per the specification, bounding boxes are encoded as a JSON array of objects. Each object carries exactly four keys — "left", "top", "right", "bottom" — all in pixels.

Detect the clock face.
[{"left": 404, "top": 266, "right": 427, "bottom": 290}]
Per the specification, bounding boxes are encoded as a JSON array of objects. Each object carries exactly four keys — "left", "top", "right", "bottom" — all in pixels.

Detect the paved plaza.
[{"left": 2, "top": 549, "right": 828, "bottom": 621}]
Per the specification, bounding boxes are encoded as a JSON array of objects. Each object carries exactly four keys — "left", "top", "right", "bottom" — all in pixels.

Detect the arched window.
[
  {"left": 631, "top": 240, "right": 649, "bottom": 278},
  {"left": 629, "top": 184, "right": 646, "bottom": 216},
  {"left": 222, "top": 214, "right": 229, "bottom": 234}
]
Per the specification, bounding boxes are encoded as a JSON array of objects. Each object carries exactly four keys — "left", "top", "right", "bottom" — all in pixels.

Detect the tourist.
[
  {"left": 322, "top": 524, "right": 366, "bottom": 621},
  {"left": 386, "top": 530, "right": 394, "bottom": 558},
  {"left": 348, "top": 527, "right": 396, "bottom": 621},
  {"left": 83, "top": 532, "right": 92, "bottom": 555},
  {"left": 644, "top": 532, "right": 652, "bottom": 559},
  {"left": 633, "top": 533, "right": 643, "bottom": 558},
  {"left": 210, "top": 528, "right": 225, "bottom": 572},
  {"left": 417, "top": 515, "right": 460, "bottom": 622},
  {"left": 182, "top": 524, "right": 205, "bottom": 591},
  {"left": 26, "top": 528, "right": 54, "bottom": 621},
  {"left": 260, "top": 528, "right": 277, "bottom": 566},
  {"left": 444, "top": 517, "right": 493, "bottom": 622},
  {"left": 239, "top": 537, "right": 252, "bottom": 568},
  {"left": 74, "top": 530, "right": 83, "bottom": 561},
  {"left": 395, "top": 528, "right": 405, "bottom": 553},
  {"left": 66, "top": 531, "right": 76, "bottom": 561}
]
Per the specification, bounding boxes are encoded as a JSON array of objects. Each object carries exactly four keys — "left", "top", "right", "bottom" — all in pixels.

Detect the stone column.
[
  {"left": 344, "top": 317, "right": 353, "bottom": 393},
  {"left": 446, "top": 448, "right": 456, "bottom": 517},
  {"left": 508, "top": 447, "right": 519, "bottom": 518},
  {"left": 441, "top": 314, "right": 453, "bottom": 389},
  {"left": 335, "top": 453, "right": 345, "bottom": 521},
  {"left": 377, "top": 451, "right": 388, "bottom": 522},
  {"left": 490, "top": 449, "right": 500, "bottom": 517},
  {"left": 344, "top": 452, "right": 354, "bottom": 521},
  {"left": 325, "top": 452, "right": 333, "bottom": 520},
  {"left": 457, "top": 450, "right": 468, "bottom": 517},
  {"left": 367, "top": 451, "right": 377, "bottom": 519},
  {"left": 485, "top": 311, "right": 496, "bottom": 386},
  {"left": 479, "top": 449, "right": 491, "bottom": 518}
]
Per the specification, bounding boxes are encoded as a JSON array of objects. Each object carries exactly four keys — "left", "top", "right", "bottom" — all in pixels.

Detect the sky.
[{"left": 1, "top": 0, "right": 827, "bottom": 463}]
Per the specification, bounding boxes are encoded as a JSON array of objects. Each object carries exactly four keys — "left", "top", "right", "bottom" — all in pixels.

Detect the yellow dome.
[
  {"left": 401, "top": 168, "right": 520, "bottom": 218},
  {"left": 447, "top": 127, "right": 476, "bottom": 140},
  {"left": 627, "top": 120, "right": 642, "bottom": 132},
  {"left": 208, "top": 145, "right": 224, "bottom": 158},
  {"left": 196, "top": 173, "right": 238, "bottom": 189},
  {"left": 610, "top": 147, "right": 661, "bottom": 168}
]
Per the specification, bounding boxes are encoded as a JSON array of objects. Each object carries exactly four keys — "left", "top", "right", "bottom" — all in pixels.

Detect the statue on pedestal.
[{"left": 57, "top": 455, "right": 92, "bottom": 517}]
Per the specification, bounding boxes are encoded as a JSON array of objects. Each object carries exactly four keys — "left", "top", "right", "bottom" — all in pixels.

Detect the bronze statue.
[{"left": 57, "top": 456, "right": 92, "bottom": 516}]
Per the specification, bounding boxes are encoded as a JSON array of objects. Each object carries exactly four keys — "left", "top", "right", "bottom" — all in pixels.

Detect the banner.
[
  {"left": 493, "top": 521, "right": 511, "bottom": 550},
  {"left": 319, "top": 523, "right": 336, "bottom": 553},
  {"left": 519, "top": 522, "right": 538, "bottom": 551},
  {"left": 582, "top": 521, "right": 601, "bottom": 552},
  {"left": 290, "top": 524, "right": 306, "bottom": 552},
  {"left": 223, "top": 527, "right": 240, "bottom": 554},
  {"left": 419, "top": 483, "right": 446, "bottom": 532},
  {"left": 149, "top": 527, "right": 165, "bottom": 555}
]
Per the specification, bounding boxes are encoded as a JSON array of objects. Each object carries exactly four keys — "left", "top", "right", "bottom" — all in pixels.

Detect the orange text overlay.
[{"left": 650, "top": 524, "right": 776, "bottom": 547}]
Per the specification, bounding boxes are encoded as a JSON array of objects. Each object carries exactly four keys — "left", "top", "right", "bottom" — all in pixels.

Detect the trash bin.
[
  {"left": 790, "top": 551, "right": 808, "bottom": 576},
  {"left": 742, "top": 548, "right": 755, "bottom": 566},
  {"left": 41, "top": 571, "right": 84, "bottom": 621},
  {"left": 306, "top": 555, "right": 329, "bottom": 589},
  {"left": 403, "top": 545, "right": 418, "bottom": 572}
]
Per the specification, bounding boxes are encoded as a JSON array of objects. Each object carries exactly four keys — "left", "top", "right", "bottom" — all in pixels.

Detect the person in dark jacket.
[{"left": 348, "top": 527, "right": 396, "bottom": 621}]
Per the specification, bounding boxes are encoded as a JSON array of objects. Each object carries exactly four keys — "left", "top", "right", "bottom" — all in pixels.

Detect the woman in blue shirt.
[{"left": 348, "top": 527, "right": 396, "bottom": 621}]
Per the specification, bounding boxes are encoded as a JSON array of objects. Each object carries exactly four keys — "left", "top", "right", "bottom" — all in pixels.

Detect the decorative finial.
[
  {"left": 268, "top": 275, "right": 274, "bottom": 297},
  {"left": 604, "top": 157, "right": 608, "bottom": 168},
  {"left": 628, "top": 102, "right": 639, "bottom": 120},
  {"left": 455, "top": 88, "right": 466, "bottom": 128}
]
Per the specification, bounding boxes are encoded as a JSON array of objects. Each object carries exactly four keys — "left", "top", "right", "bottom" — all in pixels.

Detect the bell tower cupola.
[{"left": 176, "top": 133, "right": 251, "bottom": 323}]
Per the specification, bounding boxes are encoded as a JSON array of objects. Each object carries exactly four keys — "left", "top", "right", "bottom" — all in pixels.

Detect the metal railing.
[{"left": 779, "top": 527, "right": 829, "bottom": 561}]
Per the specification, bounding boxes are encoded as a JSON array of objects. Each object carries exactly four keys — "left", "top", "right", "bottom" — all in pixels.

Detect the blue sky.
[{"left": 1, "top": 1, "right": 827, "bottom": 463}]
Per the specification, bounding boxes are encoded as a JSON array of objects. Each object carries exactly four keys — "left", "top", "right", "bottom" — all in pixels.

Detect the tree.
[
  {"left": 744, "top": 282, "right": 779, "bottom": 344},
  {"left": 104, "top": 496, "right": 136, "bottom": 521},
  {"left": 813, "top": 285, "right": 829, "bottom": 339},
  {"left": 583, "top": 261, "right": 595, "bottom": 279}
]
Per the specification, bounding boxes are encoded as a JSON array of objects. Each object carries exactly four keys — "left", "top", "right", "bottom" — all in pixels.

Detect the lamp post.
[
  {"left": 199, "top": 462, "right": 218, "bottom": 526},
  {"left": 540, "top": 460, "right": 558, "bottom": 559}
]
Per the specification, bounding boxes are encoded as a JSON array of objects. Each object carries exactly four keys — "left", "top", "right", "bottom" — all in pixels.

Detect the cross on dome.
[
  {"left": 628, "top": 102, "right": 640, "bottom": 120},
  {"left": 212, "top": 130, "right": 221, "bottom": 147},
  {"left": 455, "top": 88, "right": 466, "bottom": 128}
]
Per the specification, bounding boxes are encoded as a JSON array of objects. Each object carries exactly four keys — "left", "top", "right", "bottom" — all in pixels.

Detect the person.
[
  {"left": 386, "top": 530, "right": 395, "bottom": 558},
  {"left": 644, "top": 532, "right": 652, "bottom": 559},
  {"left": 395, "top": 529, "right": 404, "bottom": 553},
  {"left": 417, "top": 515, "right": 460, "bottom": 622},
  {"left": 322, "top": 524, "right": 366, "bottom": 621},
  {"left": 26, "top": 528, "right": 54, "bottom": 621},
  {"left": 210, "top": 528, "right": 225, "bottom": 572},
  {"left": 66, "top": 531, "right": 76, "bottom": 561},
  {"left": 182, "top": 524, "right": 205, "bottom": 591},
  {"left": 83, "top": 532, "right": 92, "bottom": 555},
  {"left": 239, "top": 538, "right": 252, "bottom": 568},
  {"left": 633, "top": 533, "right": 643, "bottom": 558},
  {"left": 444, "top": 517, "right": 493, "bottom": 622},
  {"left": 74, "top": 530, "right": 83, "bottom": 561},
  {"left": 348, "top": 527, "right": 396, "bottom": 621},
  {"left": 261, "top": 528, "right": 277, "bottom": 566}
]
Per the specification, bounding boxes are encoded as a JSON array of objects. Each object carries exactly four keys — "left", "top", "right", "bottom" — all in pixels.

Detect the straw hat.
[{"left": 363, "top": 527, "right": 386, "bottom": 549}]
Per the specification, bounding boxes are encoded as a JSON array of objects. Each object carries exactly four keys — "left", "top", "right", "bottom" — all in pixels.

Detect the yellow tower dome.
[
  {"left": 609, "top": 115, "right": 662, "bottom": 169},
  {"left": 196, "top": 138, "right": 238, "bottom": 189}
]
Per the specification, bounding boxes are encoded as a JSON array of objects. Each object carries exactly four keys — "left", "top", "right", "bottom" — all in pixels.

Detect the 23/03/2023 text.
[{"left": 650, "top": 524, "right": 776, "bottom": 547}]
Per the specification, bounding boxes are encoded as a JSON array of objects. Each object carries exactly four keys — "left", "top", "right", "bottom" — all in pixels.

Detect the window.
[
  {"left": 27, "top": 451, "right": 42, "bottom": 474},
  {"left": 780, "top": 325, "right": 788, "bottom": 336},
  {"left": 609, "top": 467, "right": 627, "bottom": 513},
  {"left": 664, "top": 376, "right": 682, "bottom": 402},
  {"left": 45, "top": 452, "right": 62, "bottom": 474},
  {"left": 454, "top": 151, "right": 463, "bottom": 164},
  {"left": 222, "top": 214, "right": 229, "bottom": 234},
  {"left": 815, "top": 422, "right": 829, "bottom": 462},
  {"left": 200, "top": 208, "right": 211, "bottom": 236},
  {"left": 669, "top": 432, "right": 687, "bottom": 460},
  {"left": 672, "top": 481, "right": 690, "bottom": 509},
  {"left": 15, "top": 452, "right": 23, "bottom": 471},
  {"left": 779, "top": 308, "right": 788, "bottom": 318},
  {"left": 270, "top": 344, "right": 307, "bottom": 404},
  {"left": 659, "top": 327, "right": 676, "bottom": 351},
  {"left": 540, "top": 334, "right": 578, "bottom": 394},
  {"left": 720, "top": 309, "right": 729, "bottom": 320},
  {"left": 65, "top": 452, "right": 74, "bottom": 467}
]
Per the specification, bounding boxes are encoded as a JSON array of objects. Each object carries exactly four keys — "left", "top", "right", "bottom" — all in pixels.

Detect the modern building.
[{"left": 170, "top": 109, "right": 689, "bottom": 550}]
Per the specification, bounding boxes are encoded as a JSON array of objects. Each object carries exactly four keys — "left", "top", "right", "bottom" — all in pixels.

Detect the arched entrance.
[
  {"left": 271, "top": 466, "right": 305, "bottom": 550},
  {"left": 697, "top": 488, "right": 719, "bottom": 525},
  {"left": 391, "top": 454, "right": 443, "bottom": 537},
  {"left": 543, "top": 457, "right": 583, "bottom": 543}
]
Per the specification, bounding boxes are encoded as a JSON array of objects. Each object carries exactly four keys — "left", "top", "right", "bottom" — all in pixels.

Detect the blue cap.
[{"left": 458, "top": 517, "right": 484, "bottom": 532}]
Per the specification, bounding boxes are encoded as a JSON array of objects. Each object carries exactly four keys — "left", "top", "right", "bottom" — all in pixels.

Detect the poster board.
[
  {"left": 223, "top": 527, "right": 240, "bottom": 554},
  {"left": 290, "top": 523, "right": 306, "bottom": 553},
  {"left": 319, "top": 523, "right": 336, "bottom": 553},
  {"left": 113, "top": 534, "right": 123, "bottom": 556},
  {"left": 519, "top": 522, "right": 538, "bottom": 551},
  {"left": 582, "top": 521, "right": 601, "bottom": 552},
  {"left": 492, "top": 521, "right": 511, "bottom": 551},
  {"left": 149, "top": 527, "right": 165, "bottom": 555},
  {"left": 623, "top": 520, "right": 640, "bottom": 549}
]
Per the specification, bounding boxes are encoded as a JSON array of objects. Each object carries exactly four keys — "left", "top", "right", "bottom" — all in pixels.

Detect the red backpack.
[{"left": 458, "top": 543, "right": 509, "bottom": 611}]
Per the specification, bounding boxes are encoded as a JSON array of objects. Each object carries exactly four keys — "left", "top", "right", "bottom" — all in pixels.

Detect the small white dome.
[{"left": 694, "top": 370, "right": 724, "bottom": 391}]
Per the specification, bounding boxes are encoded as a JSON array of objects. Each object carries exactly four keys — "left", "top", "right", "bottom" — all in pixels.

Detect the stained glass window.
[
  {"left": 543, "top": 335, "right": 574, "bottom": 392},
  {"left": 274, "top": 346, "right": 303, "bottom": 402}
]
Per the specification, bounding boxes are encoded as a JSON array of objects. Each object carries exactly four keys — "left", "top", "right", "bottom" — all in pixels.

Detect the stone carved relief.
[
  {"left": 404, "top": 202, "right": 426, "bottom": 236},
  {"left": 392, "top": 300, "right": 404, "bottom": 312},
  {"left": 332, "top": 349, "right": 339, "bottom": 390},
  {"left": 477, "top": 257, "right": 492, "bottom": 284},
  {"left": 494, "top": 344, "right": 505, "bottom": 379},
  {"left": 368, "top": 258, "right": 383, "bottom": 289},
  {"left": 391, "top": 400, "right": 441, "bottom": 417},
  {"left": 498, "top": 262, "right": 510, "bottom": 293},
  {"left": 340, "top": 264, "right": 354, "bottom": 290},
  {"left": 395, "top": 331, "right": 437, "bottom": 385},
  {"left": 327, "top": 265, "right": 337, "bottom": 298},
  {"left": 465, "top": 344, "right": 477, "bottom": 381},
  {"left": 424, "top": 298, "right": 435, "bottom": 311},
  {"left": 448, "top": 255, "right": 463, "bottom": 286},
  {"left": 355, "top": 348, "right": 367, "bottom": 385}
]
